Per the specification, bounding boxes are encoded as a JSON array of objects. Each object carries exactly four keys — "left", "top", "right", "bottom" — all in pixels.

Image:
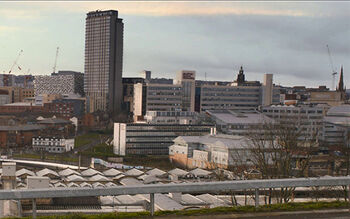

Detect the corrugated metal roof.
[{"left": 103, "top": 168, "right": 122, "bottom": 177}]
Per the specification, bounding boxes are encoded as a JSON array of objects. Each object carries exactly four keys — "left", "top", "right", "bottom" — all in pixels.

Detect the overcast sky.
[{"left": 0, "top": 2, "right": 349, "bottom": 88}]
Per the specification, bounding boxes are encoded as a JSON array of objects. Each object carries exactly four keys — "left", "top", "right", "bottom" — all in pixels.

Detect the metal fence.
[{"left": 2, "top": 176, "right": 350, "bottom": 218}]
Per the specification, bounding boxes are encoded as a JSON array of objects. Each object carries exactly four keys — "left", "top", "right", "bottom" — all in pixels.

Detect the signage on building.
[{"left": 182, "top": 72, "right": 195, "bottom": 80}]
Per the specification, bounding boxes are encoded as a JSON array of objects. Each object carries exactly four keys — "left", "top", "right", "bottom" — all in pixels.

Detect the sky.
[{"left": 0, "top": 1, "right": 349, "bottom": 88}]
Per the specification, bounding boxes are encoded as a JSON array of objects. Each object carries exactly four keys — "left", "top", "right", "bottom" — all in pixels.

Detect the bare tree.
[{"left": 229, "top": 118, "right": 318, "bottom": 203}]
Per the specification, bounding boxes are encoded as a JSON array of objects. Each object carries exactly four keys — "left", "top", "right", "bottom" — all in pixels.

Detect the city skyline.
[{"left": 0, "top": 2, "right": 349, "bottom": 88}]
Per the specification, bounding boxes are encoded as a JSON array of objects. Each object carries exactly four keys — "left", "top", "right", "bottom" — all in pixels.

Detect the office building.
[
  {"left": 175, "top": 70, "right": 196, "bottom": 112},
  {"left": 34, "top": 71, "right": 84, "bottom": 97},
  {"left": 322, "top": 105, "right": 350, "bottom": 147},
  {"left": 199, "top": 68, "right": 280, "bottom": 112},
  {"left": 206, "top": 110, "right": 273, "bottom": 135},
  {"left": 84, "top": 10, "right": 124, "bottom": 115},
  {"left": 261, "top": 104, "right": 329, "bottom": 140},
  {"left": 133, "top": 83, "right": 183, "bottom": 121},
  {"left": 113, "top": 123, "right": 214, "bottom": 155}
]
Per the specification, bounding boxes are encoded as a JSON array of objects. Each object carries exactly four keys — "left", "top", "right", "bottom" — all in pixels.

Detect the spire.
[
  {"left": 337, "top": 66, "right": 344, "bottom": 92},
  {"left": 236, "top": 66, "right": 245, "bottom": 84}
]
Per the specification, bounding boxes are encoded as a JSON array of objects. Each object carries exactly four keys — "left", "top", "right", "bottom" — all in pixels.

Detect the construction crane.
[
  {"left": 326, "top": 45, "right": 337, "bottom": 90},
  {"left": 52, "top": 47, "right": 59, "bottom": 74},
  {"left": 8, "top": 49, "right": 23, "bottom": 74}
]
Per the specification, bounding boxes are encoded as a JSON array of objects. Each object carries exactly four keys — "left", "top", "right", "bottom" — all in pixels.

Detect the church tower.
[
  {"left": 337, "top": 66, "right": 345, "bottom": 92},
  {"left": 236, "top": 66, "right": 245, "bottom": 85}
]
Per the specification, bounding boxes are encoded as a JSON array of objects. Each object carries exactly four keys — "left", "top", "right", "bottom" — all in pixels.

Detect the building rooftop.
[
  {"left": 206, "top": 110, "right": 273, "bottom": 125},
  {"left": 327, "top": 105, "right": 350, "bottom": 117}
]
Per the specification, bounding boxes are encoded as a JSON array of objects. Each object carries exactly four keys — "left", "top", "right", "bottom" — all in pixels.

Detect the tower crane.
[
  {"left": 52, "top": 47, "right": 59, "bottom": 74},
  {"left": 326, "top": 45, "right": 337, "bottom": 90},
  {"left": 8, "top": 49, "right": 23, "bottom": 74}
]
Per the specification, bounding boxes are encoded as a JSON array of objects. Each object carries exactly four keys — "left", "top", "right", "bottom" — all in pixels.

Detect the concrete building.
[
  {"left": 261, "top": 104, "right": 329, "bottom": 140},
  {"left": 0, "top": 90, "right": 10, "bottom": 106},
  {"left": 206, "top": 110, "right": 274, "bottom": 135},
  {"left": 34, "top": 72, "right": 84, "bottom": 97},
  {"left": 262, "top": 74, "right": 273, "bottom": 106},
  {"left": 198, "top": 70, "right": 280, "bottom": 112},
  {"left": 133, "top": 83, "right": 183, "bottom": 121},
  {"left": 84, "top": 10, "right": 124, "bottom": 115},
  {"left": 169, "top": 134, "right": 253, "bottom": 169},
  {"left": 0, "top": 74, "right": 16, "bottom": 87},
  {"left": 32, "top": 136, "right": 74, "bottom": 153},
  {"left": 307, "top": 91, "right": 345, "bottom": 106},
  {"left": 122, "top": 77, "right": 144, "bottom": 113},
  {"left": 322, "top": 105, "right": 350, "bottom": 147},
  {"left": 144, "top": 111, "right": 205, "bottom": 125},
  {"left": 174, "top": 70, "right": 196, "bottom": 112},
  {"left": 0, "top": 87, "right": 34, "bottom": 103},
  {"left": 113, "top": 123, "right": 214, "bottom": 156}
]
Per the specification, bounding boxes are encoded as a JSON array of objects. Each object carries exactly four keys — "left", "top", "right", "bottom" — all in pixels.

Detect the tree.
[{"left": 230, "top": 118, "right": 318, "bottom": 203}]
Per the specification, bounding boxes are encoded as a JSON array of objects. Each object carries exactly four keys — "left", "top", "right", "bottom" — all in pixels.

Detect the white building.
[
  {"left": 169, "top": 134, "right": 254, "bottom": 169},
  {"left": 32, "top": 136, "right": 75, "bottom": 153}
]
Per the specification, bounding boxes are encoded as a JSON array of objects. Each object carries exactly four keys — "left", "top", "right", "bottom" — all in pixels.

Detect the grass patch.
[
  {"left": 75, "top": 133, "right": 102, "bottom": 148},
  {"left": 7, "top": 201, "right": 349, "bottom": 219},
  {"left": 13, "top": 153, "right": 78, "bottom": 163},
  {"left": 81, "top": 143, "right": 114, "bottom": 158}
]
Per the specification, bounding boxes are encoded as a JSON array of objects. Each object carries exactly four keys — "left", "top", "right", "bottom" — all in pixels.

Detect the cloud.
[
  {"left": 0, "top": 26, "right": 19, "bottom": 35},
  {"left": 2, "top": 2, "right": 336, "bottom": 18}
]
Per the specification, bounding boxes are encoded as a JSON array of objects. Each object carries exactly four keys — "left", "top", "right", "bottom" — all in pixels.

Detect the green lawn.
[
  {"left": 81, "top": 143, "right": 114, "bottom": 158},
  {"left": 74, "top": 133, "right": 102, "bottom": 148},
  {"left": 13, "top": 153, "right": 78, "bottom": 163}
]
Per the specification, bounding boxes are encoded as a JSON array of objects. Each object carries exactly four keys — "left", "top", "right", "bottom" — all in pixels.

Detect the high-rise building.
[
  {"left": 175, "top": 70, "right": 196, "bottom": 112},
  {"left": 84, "top": 10, "right": 124, "bottom": 115}
]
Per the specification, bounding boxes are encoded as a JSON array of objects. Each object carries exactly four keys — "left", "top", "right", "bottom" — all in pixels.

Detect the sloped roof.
[
  {"left": 113, "top": 174, "right": 125, "bottom": 180},
  {"left": 16, "top": 168, "right": 35, "bottom": 177},
  {"left": 36, "top": 168, "right": 59, "bottom": 177},
  {"left": 54, "top": 182, "right": 67, "bottom": 188},
  {"left": 115, "top": 195, "right": 138, "bottom": 205},
  {"left": 181, "top": 194, "right": 206, "bottom": 205},
  {"left": 80, "top": 182, "right": 92, "bottom": 188},
  {"left": 66, "top": 174, "right": 85, "bottom": 182},
  {"left": 37, "top": 118, "right": 70, "bottom": 124},
  {"left": 103, "top": 168, "right": 122, "bottom": 177},
  {"left": 168, "top": 168, "right": 188, "bottom": 177},
  {"left": 59, "top": 168, "right": 80, "bottom": 176},
  {"left": 189, "top": 168, "right": 212, "bottom": 177},
  {"left": 92, "top": 182, "right": 105, "bottom": 188},
  {"left": 196, "top": 194, "right": 226, "bottom": 206},
  {"left": 137, "top": 174, "right": 149, "bottom": 181},
  {"left": 206, "top": 110, "right": 273, "bottom": 125},
  {"left": 67, "top": 182, "right": 80, "bottom": 188},
  {"left": 89, "top": 174, "right": 111, "bottom": 182},
  {"left": 105, "top": 182, "right": 118, "bottom": 187},
  {"left": 143, "top": 175, "right": 160, "bottom": 184},
  {"left": 81, "top": 168, "right": 102, "bottom": 177},
  {"left": 125, "top": 168, "right": 144, "bottom": 176},
  {"left": 17, "top": 182, "right": 27, "bottom": 188},
  {"left": 146, "top": 168, "right": 166, "bottom": 177}
]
